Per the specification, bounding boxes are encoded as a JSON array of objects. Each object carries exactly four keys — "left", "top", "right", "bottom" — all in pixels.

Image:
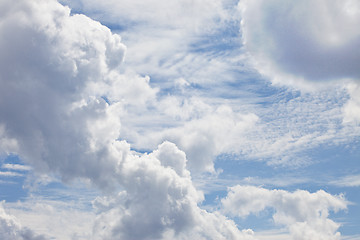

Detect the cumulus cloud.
[
  {"left": 0, "top": 1, "right": 256, "bottom": 239},
  {"left": 124, "top": 101, "right": 259, "bottom": 172},
  {"left": 0, "top": 0, "right": 135, "bottom": 190},
  {"left": 239, "top": 0, "right": 360, "bottom": 87},
  {"left": 1, "top": 0, "right": 356, "bottom": 239},
  {"left": 92, "top": 141, "right": 255, "bottom": 240},
  {"left": 159, "top": 105, "right": 259, "bottom": 172},
  {"left": 239, "top": 0, "right": 360, "bottom": 129},
  {"left": 222, "top": 185, "right": 347, "bottom": 240}
]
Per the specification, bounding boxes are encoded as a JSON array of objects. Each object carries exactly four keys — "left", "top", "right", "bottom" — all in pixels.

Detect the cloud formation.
[
  {"left": 0, "top": 0, "right": 254, "bottom": 238},
  {"left": 93, "top": 142, "right": 255, "bottom": 240},
  {"left": 0, "top": 0, "right": 130, "bottom": 189},
  {"left": 239, "top": 0, "right": 360, "bottom": 86},
  {"left": 222, "top": 185, "right": 347, "bottom": 240},
  {"left": 0, "top": 0, "right": 356, "bottom": 239}
]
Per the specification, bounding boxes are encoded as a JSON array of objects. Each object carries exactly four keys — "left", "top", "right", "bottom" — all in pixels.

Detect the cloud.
[
  {"left": 0, "top": 0, "right": 131, "bottom": 190},
  {"left": 331, "top": 175, "right": 360, "bottom": 187},
  {"left": 123, "top": 102, "right": 259, "bottom": 172},
  {"left": 1, "top": 0, "right": 357, "bottom": 239},
  {"left": 222, "top": 185, "right": 347, "bottom": 240},
  {"left": 0, "top": 202, "right": 45, "bottom": 240},
  {"left": 0, "top": 1, "right": 256, "bottom": 238},
  {"left": 0, "top": 171, "right": 23, "bottom": 177},
  {"left": 1, "top": 164, "right": 32, "bottom": 172},
  {"left": 239, "top": 0, "right": 360, "bottom": 125},
  {"left": 239, "top": 0, "right": 360, "bottom": 88},
  {"left": 58, "top": 0, "right": 241, "bottom": 86},
  {"left": 343, "top": 83, "right": 360, "bottom": 124},
  {"left": 5, "top": 198, "right": 95, "bottom": 240},
  {"left": 92, "top": 141, "right": 255, "bottom": 240}
]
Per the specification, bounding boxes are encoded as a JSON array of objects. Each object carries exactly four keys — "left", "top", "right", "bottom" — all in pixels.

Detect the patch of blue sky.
[
  {"left": 0, "top": 154, "right": 99, "bottom": 212},
  {"left": 305, "top": 141, "right": 360, "bottom": 181},
  {"left": 232, "top": 209, "right": 277, "bottom": 232},
  {"left": 333, "top": 189, "right": 360, "bottom": 237},
  {"left": 0, "top": 155, "right": 29, "bottom": 202}
]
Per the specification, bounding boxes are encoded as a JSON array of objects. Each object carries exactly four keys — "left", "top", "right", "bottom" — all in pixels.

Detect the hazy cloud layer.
[{"left": 0, "top": 202, "right": 45, "bottom": 240}]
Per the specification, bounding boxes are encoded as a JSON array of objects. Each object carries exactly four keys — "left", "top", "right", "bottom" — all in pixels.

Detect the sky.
[{"left": 0, "top": 0, "right": 359, "bottom": 239}]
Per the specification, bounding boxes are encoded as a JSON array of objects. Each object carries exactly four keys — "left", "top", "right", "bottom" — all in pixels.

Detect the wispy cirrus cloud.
[
  {"left": 2, "top": 164, "right": 31, "bottom": 172},
  {"left": 331, "top": 175, "right": 360, "bottom": 187}
]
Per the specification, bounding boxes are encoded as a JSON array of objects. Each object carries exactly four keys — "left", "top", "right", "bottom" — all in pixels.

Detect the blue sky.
[{"left": 0, "top": 0, "right": 360, "bottom": 239}]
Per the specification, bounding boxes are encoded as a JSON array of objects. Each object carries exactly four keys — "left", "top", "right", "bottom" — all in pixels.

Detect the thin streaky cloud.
[
  {"left": 331, "top": 175, "right": 360, "bottom": 187},
  {"left": 0, "top": 171, "right": 23, "bottom": 177},
  {"left": 1, "top": 164, "right": 32, "bottom": 172}
]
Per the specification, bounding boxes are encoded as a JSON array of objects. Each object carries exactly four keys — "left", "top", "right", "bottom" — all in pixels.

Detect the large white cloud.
[
  {"left": 0, "top": 0, "right": 256, "bottom": 239},
  {"left": 239, "top": 0, "right": 360, "bottom": 86},
  {"left": 239, "top": 0, "right": 360, "bottom": 126},
  {"left": 0, "top": 0, "right": 355, "bottom": 239},
  {"left": 93, "top": 141, "right": 255, "bottom": 240},
  {"left": 0, "top": 0, "right": 156, "bottom": 190},
  {"left": 222, "top": 185, "right": 347, "bottom": 240}
]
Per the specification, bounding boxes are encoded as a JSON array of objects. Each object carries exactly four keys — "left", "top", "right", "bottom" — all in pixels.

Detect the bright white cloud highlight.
[{"left": 222, "top": 185, "right": 348, "bottom": 240}]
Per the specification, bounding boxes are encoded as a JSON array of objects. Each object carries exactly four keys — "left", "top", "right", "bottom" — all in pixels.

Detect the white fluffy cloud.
[
  {"left": 91, "top": 141, "right": 255, "bottom": 240},
  {"left": 0, "top": 0, "right": 154, "bottom": 190},
  {"left": 239, "top": 0, "right": 360, "bottom": 126},
  {"left": 0, "top": 1, "right": 256, "bottom": 239},
  {"left": 0, "top": 0, "right": 356, "bottom": 239},
  {"left": 239, "top": 0, "right": 360, "bottom": 86},
  {"left": 222, "top": 185, "right": 347, "bottom": 240}
]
